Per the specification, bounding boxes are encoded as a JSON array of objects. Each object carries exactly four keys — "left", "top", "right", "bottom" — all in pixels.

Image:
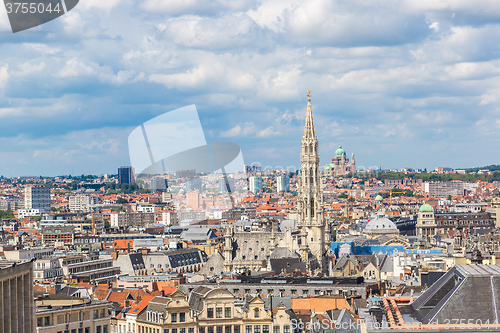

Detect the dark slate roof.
[
  {"left": 411, "top": 264, "right": 500, "bottom": 324},
  {"left": 129, "top": 253, "right": 145, "bottom": 270},
  {"left": 263, "top": 296, "right": 291, "bottom": 310},
  {"left": 333, "top": 255, "right": 356, "bottom": 271},
  {"left": 168, "top": 249, "right": 206, "bottom": 268},
  {"left": 270, "top": 258, "right": 306, "bottom": 274},
  {"left": 188, "top": 286, "right": 212, "bottom": 312}
]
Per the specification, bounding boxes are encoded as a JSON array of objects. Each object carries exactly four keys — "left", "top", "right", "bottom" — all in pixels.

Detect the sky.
[{"left": 0, "top": 0, "right": 500, "bottom": 176}]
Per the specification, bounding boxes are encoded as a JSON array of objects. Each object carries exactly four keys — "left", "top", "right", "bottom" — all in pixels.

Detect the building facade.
[
  {"left": 25, "top": 185, "right": 51, "bottom": 214},
  {"left": 324, "top": 147, "right": 356, "bottom": 177},
  {"left": 118, "top": 167, "right": 135, "bottom": 185},
  {"left": 0, "top": 261, "right": 35, "bottom": 333}
]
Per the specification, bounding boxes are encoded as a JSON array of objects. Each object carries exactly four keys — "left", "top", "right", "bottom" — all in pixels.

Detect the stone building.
[
  {"left": 0, "top": 261, "right": 35, "bottom": 333},
  {"left": 36, "top": 292, "right": 111, "bottom": 333},
  {"left": 223, "top": 92, "right": 330, "bottom": 274},
  {"left": 416, "top": 203, "right": 494, "bottom": 237},
  {"left": 324, "top": 146, "right": 356, "bottom": 177},
  {"left": 113, "top": 287, "right": 296, "bottom": 333}
]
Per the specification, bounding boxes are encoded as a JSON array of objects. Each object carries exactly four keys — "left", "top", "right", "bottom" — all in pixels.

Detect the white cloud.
[
  {"left": 220, "top": 122, "right": 256, "bottom": 138},
  {"left": 0, "top": 65, "right": 9, "bottom": 89},
  {"left": 257, "top": 126, "right": 281, "bottom": 138}
]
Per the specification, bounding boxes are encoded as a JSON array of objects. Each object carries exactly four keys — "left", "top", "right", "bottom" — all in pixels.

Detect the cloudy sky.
[{"left": 0, "top": 0, "right": 499, "bottom": 176}]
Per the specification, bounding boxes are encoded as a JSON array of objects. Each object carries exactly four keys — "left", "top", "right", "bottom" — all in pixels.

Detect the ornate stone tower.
[{"left": 296, "top": 90, "right": 329, "bottom": 273}]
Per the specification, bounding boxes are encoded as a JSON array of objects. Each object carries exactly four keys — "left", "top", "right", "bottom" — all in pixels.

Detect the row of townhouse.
[{"left": 112, "top": 288, "right": 296, "bottom": 333}]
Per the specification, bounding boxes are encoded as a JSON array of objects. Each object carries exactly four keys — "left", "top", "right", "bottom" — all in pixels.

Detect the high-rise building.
[
  {"left": 151, "top": 176, "right": 168, "bottom": 193},
  {"left": 296, "top": 90, "right": 329, "bottom": 272},
  {"left": 118, "top": 166, "right": 134, "bottom": 185},
  {"left": 24, "top": 186, "right": 51, "bottom": 214},
  {"left": 219, "top": 178, "right": 235, "bottom": 192},
  {"left": 0, "top": 261, "right": 35, "bottom": 333},
  {"left": 244, "top": 164, "right": 262, "bottom": 174},
  {"left": 187, "top": 191, "right": 200, "bottom": 210},
  {"left": 276, "top": 176, "right": 290, "bottom": 192},
  {"left": 249, "top": 176, "right": 263, "bottom": 193}
]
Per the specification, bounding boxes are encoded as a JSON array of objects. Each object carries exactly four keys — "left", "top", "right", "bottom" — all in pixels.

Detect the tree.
[
  {"left": 338, "top": 193, "right": 348, "bottom": 199},
  {"left": 347, "top": 197, "right": 355, "bottom": 202}
]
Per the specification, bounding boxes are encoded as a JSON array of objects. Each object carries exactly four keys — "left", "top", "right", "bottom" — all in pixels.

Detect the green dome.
[
  {"left": 375, "top": 195, "right": 383, "bottom": 201},
  {"left": 419, "top": 203, "right": 433, "bottom": 212},
  {"left": 335, "top": 145, "right": 346, "bottom": 156}
]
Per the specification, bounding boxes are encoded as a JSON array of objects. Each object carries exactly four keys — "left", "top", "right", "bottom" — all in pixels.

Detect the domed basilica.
[{"left": 325, "top": 145, "right": 356, "bottom": 176}]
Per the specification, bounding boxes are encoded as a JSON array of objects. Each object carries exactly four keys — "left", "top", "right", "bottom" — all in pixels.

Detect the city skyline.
[{"left": 1, "top": 1, "right": 500, "bottom": 176}]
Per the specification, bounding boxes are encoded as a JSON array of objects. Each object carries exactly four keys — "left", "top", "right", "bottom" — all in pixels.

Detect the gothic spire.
[{"left": 303, "top": 89, "right": 316, "bottom": 139}]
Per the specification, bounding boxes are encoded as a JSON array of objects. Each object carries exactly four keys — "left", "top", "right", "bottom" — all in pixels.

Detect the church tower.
[{"left": 296, "top": 90, "right": 329, "bottom": 273}]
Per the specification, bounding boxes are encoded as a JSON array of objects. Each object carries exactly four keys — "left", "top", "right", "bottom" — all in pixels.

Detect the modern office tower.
[
  {"left": 24, "top": 185, "right": 51, "bottom": 214},
  {"left": 219, "top": 178, "right": 235, "bottom": 192},
  {"left": 0, "top": 261, "right": 35, "bottom": 333},
  {"left": 118, "top": 166, "right": 134, "bottom": 185},
  {"left": 277, "top": 175, "right": 290, "bottom": 192},
  {"left": 151, "top": 176, "right": 168, "bottom": 193},
  {"left": 249, "top": 176, "right": 263, "bottom": 193},
  {"left": 186, "top": 178, "right": 202, "bottom": 192}
]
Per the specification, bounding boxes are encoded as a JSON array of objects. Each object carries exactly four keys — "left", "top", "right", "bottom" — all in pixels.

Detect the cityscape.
[
  {"left": 2, "top": 93, "right": 500, "bottom": 333},
  {"left": 2, "top": 1, "right": 500, "bottom": 333}
]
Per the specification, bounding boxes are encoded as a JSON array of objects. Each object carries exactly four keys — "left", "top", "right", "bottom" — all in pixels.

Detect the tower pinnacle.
[{"left": 297, "top": 90, "right": 328, "bottom": 273}]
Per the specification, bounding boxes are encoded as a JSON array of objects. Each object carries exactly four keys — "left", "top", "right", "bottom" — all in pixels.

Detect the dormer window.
[{"left": 254, "top": 308, "right": 260, "bottom": 318}]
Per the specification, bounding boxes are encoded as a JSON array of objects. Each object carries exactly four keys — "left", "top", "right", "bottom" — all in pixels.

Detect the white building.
[
  {"left": 277, "top": 176, "right": 290, "bottom": 192},
  {"left": 249, "top": 176, "right": 263, "bottom": 193},
  {"left": 24, "top": 186, "right": 51, "bottom": 214},
  {"left": 68, "top": 194, "right": 98, "bottom": 212}
]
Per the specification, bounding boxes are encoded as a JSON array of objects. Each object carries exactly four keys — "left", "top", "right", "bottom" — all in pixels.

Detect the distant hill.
[{"left": 463, "top": 165, "right": 500, "bottom": 173}]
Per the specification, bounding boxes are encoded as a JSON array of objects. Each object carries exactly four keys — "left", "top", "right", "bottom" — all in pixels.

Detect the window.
[
  {"left": 164, "top": 330, "right": 169, "bottom": 333},
  {"left": 79, "top": 329, "right": 83, "bottom": 333},
  {"left": 234, "top": 326, "right": 240, "bottom": 333},
  {"left": 44, "top": 316, "right": 50, "bottom": 326},
  {"left": 254, "top": 308, "right": 260, "bottom": 318},
  {"left": 225, "top": 326, "right": 231, "bottom": 333},
  {"left": 171, "top": 313, "right": 177, "bottom": 323},
  {"left": 254, "top": 326, "right": 261, "bottom": 333},
  {"left": 207, "top": 308, "right": 214, "bottom": 319},
  {"left": 199, "top": 328, "right": 205, "bottom": 333},
  {"left": 180, "top": 313, "right": 185, "bottom": 322},
  {"left": 97, "top": 326, "right": 102, "bottom": 333},
  {"left": 72, "top": 329, "right": 76, "bottom": 333},
  {"left": 224, "top": 307, "right": 231, "bottom": 318},
  {"left": 189, "top": 329, "right": 195, "bottom": 333},
  {"left": 217, "top": 327, "right": 223, "bottom": 333},
  {"left": 273, "top": 327, "right": 280, "bottom": 333},
  {"left": 104, "top": 326, "right": 108, "bottom": 333},
  {"left": 263, "top": 326, "right": 269, "bottom": 333},
  {"left": 94, "top": 310, "right": 99, "bottom": 319},
  {"left": 85, "top": 328, "right": 90, "bottom": 333},
  {"left": 180, "top": 329, "right": 185, "bottom": 333},
  {"left": 245, "top": 326, "right": 252, "bottom": 333},
  {"left": 283, "top": 326, "right": 290, "bottom": 333},
  {"left": 216, "top": 308, "right": 223, "bottom": 318},
  {"left": 208, "top": 327, "right": 214, "bottom": 333},
  {"left": 37, "top": 318, "right": 43, "bottom": 327}
]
